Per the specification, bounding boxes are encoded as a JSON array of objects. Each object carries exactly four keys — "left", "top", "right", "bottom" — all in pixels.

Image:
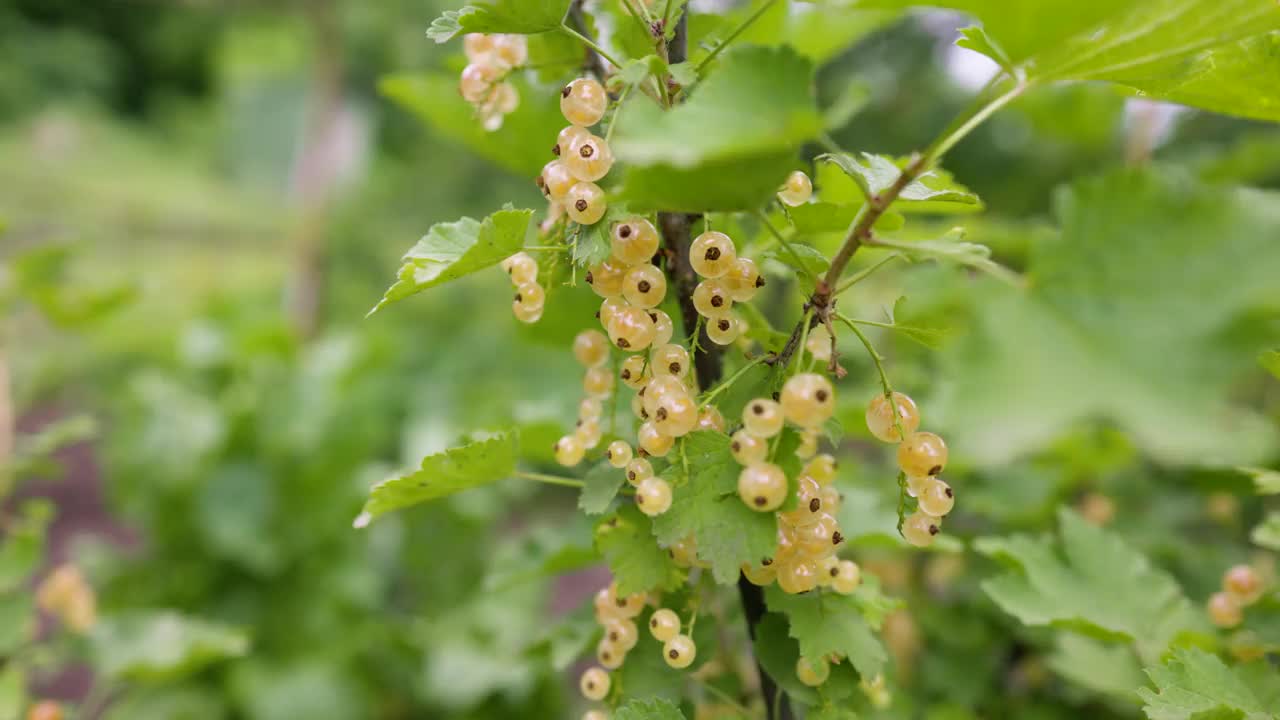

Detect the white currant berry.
[
  {"left": 692, "top": 279, "right": 733, "bottom": 318},
  {"left": 604, "top": 618, "right": 639, "bottom": 651},
  {"left": 575, "top": 418, "right": 602, "bottom": 449},
  {"left": 607, "top": 305, "right": 657, "bottom": 351},
  {"left": 742, "top": 398, "right": 784, "bottom": 438},
  {"left": 564, "top": 133, "right": 614, "bottom": 182},
  {"left": 705, "top": 315, "right": 742, "bottom": 345},
  {"left": 579, "top": 397, "right": 604, "bottom": 422},
  {"left": 723, "top": 257, "right": 764, "bottom": 302},
  {"left": 795, "top": 513, "right": 841, "bottom": 556},
  {"left": 1224, "top": 565, "right": 1263, "bottom": 605},
  {"left": 819, "top": 485, "right": 841, "bottom": 513},
  {"left": 796, "top": 428, "right": 818, "bottom": 459},
  {"left": 830, "top": 560, "right": 861, "bottom": 594},
  {"left": 780, "top": 373, "right": 835, "bottom": 428},
  {"left": 902, "top": 511, "right": 940, "bottom": 547},
  {"left": 566, "top": 181, "right": 607, "bottom": 225},
  {"left": 649, "top": 309, "right": 675, "bottom": 347},
  {"left": 486, "top": 81, "right": 519, "bottom": 114},
  {"left": 742, "top": 561, "right": 777, "bottom": 586},
  {"left": 463, "top": 33, "right": 496, "bottom": 63},
  {"left": 593, "top": 587, "right": 622, "bottom": 621},
  {"left": 805, "top": 326, "right": 832, "bottom": 362},
  {"left": 586, "top": 256, "right": 628, "bottom": 299},
  {"left": 539, "top": 159, "right": 575, "bottom": 203},
  {"left": 501, "top": 252, "right": 538, "bottom": 285},
  {"left": 1208, "top": 591, "right": 1243, "bottom": 627},
  {"left": 573, "top": 329, "right": 610, "bottom": 368},
  {"left": 738, "top": 463, "right": 788, "bottom": 511},
  {"left": 898, "top": 431, "right": 948, "bottom": 477},
  {"left": 513, "top": 281, "right": 545, "bottom": 310},
  {"left": 583, "top": 711, "right": 607, "bottom": 720},
  {"left": 796, "top": 656, "right": 829, "bottom": 686},
  {"left": 642, "top": 376, "right": 689, "bottom": 415},
  {"left": 663, "top": 634, "right": 697, "bottom": 669},
  {"left": 606, "top": 581, "right": 646, "bottom": 617},
  {"left": 611, "top": 218, "right": 660, "bottom": 265},
  {"left": 606, "top": 440, "right": 633, "bottom": 468},
  {"left": 513, "top": 292, "right": 544, "bottom": 323},
  {"left": 625, "top": 458, "right": 653, "bottom": 486},
  {"left": 689, "top": 231, "right": 737, "bottom": 278},
  {"left": 776, "top": 557, "right": 820, "bottom": 594},
  {"left": 555, "top": 125, "right": 590, "bottom": 159},
  {"left": 491, "top": 34, "right": 527, "bottom": 68},
  {"left": 561, "top": 77, "right": 608, "bottom": 127},
  {"left": 777, "top": 170, "right": 813, "bottom": 206},
  {"left": 583, "top": 366, "right": 615, "bottom": 398},
  {"left": 596, "top": 637, "right": 625, "bottom": 669},
  {"left": 651, "top": 344, "right": 690, "bottom": 379},
  {"left": 865, "top": 391, "right": 920, "bottom": 443},
  {"left": 648, "top": 608, "right": 681, "bottom": 642},
  {"left": 905, "top": 474, "right": 929, "bottom": 498},
  {"left": 636, "top": 476, "right": 673, "bottom": 515},
  {"left": 666, "top": 536, "right": 697, "bottom": 567},
  {"left": 730, "top": 430, "right": 767, "bottom": 465},
  {"left": 479, "top": 110, "right": 504, "bottom": 132},
  {"left": 917, "top": 477, "right": 954, "bottom": 517},
  {"left": 622, "top": 265, "right": 667, "bottom": 308},
  {"left": 580, "top": 667, "right": 611, "bottom": 701},
  {"left": 653, "top": 392, "right": 698, "bottom": 437},
  {"left": 459, "top": 63, "right": 499, "bottom": 103},
  {"left": 637, "top": 422, "right": 674, "bottom": 458},
  {"left": 697, "top": 405, "right": 726, "bottom": 432},
  {"left": 619, "top": 354, "right": 649, "bottom": 389},
  {"left": 554, "top": 435, "right": 585, "bottom": 466}
]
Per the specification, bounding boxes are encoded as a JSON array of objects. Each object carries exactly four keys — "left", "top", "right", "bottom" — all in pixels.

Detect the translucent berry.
[
  {"left": 777, "top": 557, "right": 820, "bottom": 594},
  {"left": 897, "top": 431, "right": 948, "bottom": 476},
  {"left": 554, "top": 435, "right": 585, "bottom": 466},
  {"left": 491, "top": 34, "right": 528, "bottom": 68},
  {"left": 730, "top": 430, "right": 767, "bottom": 465},
  {"left": 667, "top": 536, "right": 697, "bottom": 567},
  {"left": 636, "top": 476, "right": 673, "bottom": 515},
  {"left": 804, "top": 454, "right": 837, "bottom": 485},
  {"left": 637, "top": 422, "right": 674, "bottom": 458},
  {"left": 580, "top": 667, "right": 611, "bottom": 701},
  {"left": 780, "top": 373, "right": 835, "bottom": 428},
  {"left": 917, "top": 477, "right": 955, "bottom": 517},
  {"left": 738, "top": 463, "right": 788, "bottom": 511},
  {"left": 648, "top": 608, "right": 681, "bottom": 642},
  {"left": 902, "top": 511, "right": 940, "bottom": 547},
  {"left": 607, "top": 305, "right": 657, "bottom": 351},
  {"left": 620, "top": 354, "right": 649, "bottom": 389},
  {"left": 805, "top": 326, "right": 832, "bottom": 362},
  {"left": 486, "top": 81, "right": 519, "bottom": 114},
  {"left": 654, "top": 393, "right": 698, "bottom": 438},
  {"left": 865, "top": 391, "right": 920, "bottom": 443},
  {"left": 501, "top": 251, "right": 538, "bottom": 285},
  {"left": 723, "top": 257, "right": 764, "bottom": 302},
  {"left": 566, "top": 181, "right": 607, "bottom": 225},
  {"left": 649, "top": 309, "right": 675, "bottom": 347},
  {"left": 459, "top": 63, "right": 499, "bottom": 103},
  {"left": 540, "top": 159, "right": 576, "bottom": 203},
  {"left": 1223, "top": 565, "right": 1263, "bottom": 605},
  {"left": 463, "top": 34, "right": 496, "bottom": 63},
  {"left": 596, "top": 637, "right": 625, "bottom": 669},
  {"left": 513, "top": 281, "right": 545, "bottom": 311},
  {"left": 625, "top": 457, "right": 653, "bottom": 486},
  {"left": 777, "top": 170, "right": 813, "bottom": 206},
  {"left": 795, "top": 513, "right": 840, "bottom": 556},
  {"left": 651, "top": 344, "right": 690, "bottom": 379},
  {"left": 575, "top": 418, "right": 602, "bottom": 449},
  {"left": 584, "top": 366, "right": 615, "bottom": 398},
  {"left": 689, "top": 231, "right": 737, "bottom": 278},
  {"left": 623, "top": 265, "right": 667, "bottom": 308},
  {"left": 742, "top": 561, "right": 777, "bottom": 586},
  {"left": 1208, "top": 591, "right": 1243, "bottom": 627},
  {"left": 580, "top": 397, "right": 604, "bottom": 422},
  {"left": 561, "top": 77, "right": 608, "bottom": 127},
  {"left": 643, "top": 376, "right": 689, "bottom": 414},
  {"left": 598, "top": 298, "right": 626, "bottom": 329},
  {"left": 587, "top": 256, "right": 628, "bottom": 299},
  {"left": 611, "top": 218, "right": 660, "bottom": 265},
  {"left": 831, "top": 560, "right": 862, "bottom": 594},
  {"left": 796, "top": 656, "right": 830, "bottom": 686},
  {"left": 606, "top": 581, "right": 646, "bottom": 617},
  {"left": 604, "top": 618, "right": 639, "bottom": 651},
  {"left": 796, "top": 428, "right": 818, "bottom": 459},
  {"left": 512, "top": 302, "right": 543, "bottom": 323},
  {"left": 574, "top": 329, "right": 610, "bottom": 368},
  {"left": 706, "top": 315, "right": 742, "bottom": 345},
  {"left": 697, "top": 405, "right": 726, "bottom": 433},
  {"left": 742, "top": 398, "right": 784, "bottom": 438},
  {"left": 692, "top": 279, "right": 733, "bottom": 318},
  {"left": 565, "top": 133, "right": 614, "bottom": 182},
  {"left": 555, "top": 124, "right": 590, "bottom": 157},
  {"left": 663, "top": 634, "right": 697, "bottom": 669},
  {"left": 819, "top": 485, "right": 841, "bottom": 513}
]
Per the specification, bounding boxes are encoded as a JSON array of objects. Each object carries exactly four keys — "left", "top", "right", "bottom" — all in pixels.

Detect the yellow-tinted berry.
[
  {"left": 623, "top": 265, "right": 667, "bottom": 308},
  {"left": 540, "top": 159, "right": 575, "bottom": 203},
  {"left": 902, "top": 511, "right": 940, "bottom": 547},
  {"left": 663, "top": 634, "right": 697, "bottom": 669},
  {"left": 584, "top": 366, "right": 615, "bottom": 398},
  {"left": 649, "top": 309, "right": 675, "bottom": 347},
  {"left": 596, "top": 637, "right": 625, "bottom": 669},
  {"left": 796, "top": 428, "right": 818, "bottom": 459},
  {"left": 780, "top": 373, "right": 835, "bottom": 428},
  {"left": 642, "top": 376, "right": 689, "bottom": 415},
  {"left": 805, "top": 326, "right": 832, "bottom": 362},
  {"left": 636, "top": 476, "right": 673, "bottom": 515},
  {"left": 567, "top": 181, "right": 607, "bottom": 224},
  {"left": 513, "top": 281, "right": 545, "bottom": 311},
  {"left": 606, "top": 441, "right": 633, "bottom": 468},
  {"left": 625, "top": 458, "right": 653, "bottom": 486},
  {"left": 777, "top": 557, "right": 820, "bottom": 594},
  {"left": 706, "top": 315, "right": 742, "bottom": 345},
  {"left": 561, "top": 77, "right": 608, "bottom": 127},
  {"left": 26, "top": 702, "right": 63, "bottom": 720},
  {"left": 648, "top": 608, "right": 681, "bottom": 642},
  {"left": 692, "top": 279, "right": 733, "bottom": 318},
  {"left": 620, "top": 354, "right": 649, "bottom": 389},
  {"left": 555, "top": 124, "right": 590, "bottom": 157},
  {"left": 723, "top": 257, "right": 764, "bottom": 302},
  {"left": 804, "top": 454, "right": 837, "bottom": 486},
  {"left": 917, "top": 477, "right": 955, "bottom": 517},
  {"left": 698, "top": 405, "right": 726, "bottom": 432},
  {"left": 730, "top": 430, "right": 767, "bottom": 465},
  {"left": 1224, "top": 565, "right": 1264, "bottom": 605},
  {"left": 463, "top": 33, "right": 496, "bottom": 62},
  {"left": 459, "top": 63, "right": 499, "bottom": 102},
  {"left": 586, "top": 255, "right": 627, "bottom": 298},
  {"left": 607, "top": 305, "right": 657, "bottom": 351},
  {"left": 796, "top": 656, "right": 830, "bottom": 686},
  {"left": 778, "top": 170, "right": 813, "bottom": 206},
  {"left": 742, "top": 398, "right": 784, "bottom": 438},
  {"left": 512, "top": 302, "right": 543, "bottom": 323},
  {"left": 575, "top": 418, "right": 602, "bottom": 449},
  {"left": 666, "top": 536, "right": 697, "bottom": 566},
  {"left": 485, "top": 81, "right": 519, "bottom": 114},
  {"left": 579, "top": 397, "right": 604, "bottom": 422},
  {"left": 593, "top": 587, "right": 622, "bottom": 621},
  {"left": 491, "top": 34, "right": 528, "bottom": 68},
  {"left": 866, "top": 391, "right": 921, "bottom": 443},
  {"left": 607, "top": 582, "right": 646, "bottom": 617},
  {"left": 598, "top": 297, "right": 626, "bottom": 328},
  {"left": 611, "top": 218, "right": 660, "bottom": 265},
  {"left": 574, "top": 330, "right": 610, "bottom": 368},
  {"left": 580, "top": 667, "right": 611, "bottom": 701},
  {"left": 604, "top": 618, "right": 639, "bottom": 651},
  {"left": 637, "top": 422, "right": 674, "bottom": 458},
  {"left": 898, "top": 431, "right": 948, "bottom": 476},
  {"left": 742, "top": 561, "right": 777, "bottom": 586},
  {"left": 689, "top": 231, "right": 737, "bottom": 278},
  {"left": 653, "top": 393, "right": 698, "bottom": 437},
  {"left": 795, "top": 513, "right": 840, "bottom": 556},
  {"left": 651, "top": 344, "right": 690, "bottom": 379},
  {"left": 583, "top": 711, "right": 608, "bottom": 720},
  {"left": 501, "top": 251, "right": 538, "bottom": 285},
  {"left": 565, "top": 133, "right": 614, "bottom": 182},
  {"left": 830, "top": 560, "right": 862, "bottom": 594},
  {"left": 738, "top": 463, "right": 788, "bottom": 511},
  {"left": 1208, "top": 591, "right": 1243, "bottom": 627},
  {"left": 555, "top": 435, "right": 585, "bottom": 466}
]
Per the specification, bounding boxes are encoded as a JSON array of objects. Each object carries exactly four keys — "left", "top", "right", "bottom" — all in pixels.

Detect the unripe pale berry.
[
  {"left": 796, "top": 656, "right": 830, "bottom": 686},
  {"left": 1223, "top": 565, "right": 1263, "bottom": 605},
  {"left": 637, "top": 422, "right": 674, "bottom": 458},
  {"left": 804, "top": 454, "right": 837, "bottom": 485},
  {"left": 866, "top": 391, "right": 920, "bottom": 443},
  {"left": 607, "top": 305, "right": 657, "bottom": 351},
  {"left": 604, "top": 617, "right": 639, "bottom": 651},
  {"left": 666, "top": 536, "right": 697, "bottom": 566},
  {"left": 565, "top": 134, "right": 614, "bottom": 182},
  {"left": 738, "top": 463, "right": 788, "bottom": 511},
  {"left": 611, "top": 218, "right": 660, "bottom": 265},
  {"left": 796, "top": 428, "right": 818, "bottom": 459},
  {"left": 742, "top": 398, "right": 784, "bottom": 438},
  {"left": 723, "top": 257, "right": 764, "bottom": 302},
  {"left": 649, "top": 309, "right": 675, "bottom": 347},
  {"left": 780, "top": 373, "right": 835, "bottom": 428},
  {"left": 653, "top": 393, "right": 698, "bottom": 437},
  {"left": 663, "top": 634, "right": 697, "bottom": 669},
  {"left": 580, "top": 667, "right": 611, "bottom": 701},
  {"left": 636, "top": 476, "right": 673, "bottom": 515},
  {"left": 625, "top": 457, "right": 654, "bottom": 486},
  {"left": 1208, "top": 591, "right": 1243, "bottom": 627},
  {"left": 805, "top": 326, "right": 832, "bottom": 362},
  {"left": 730, "top": 430, "right": 768, "bottom": 465},
  {"left": 459, "top": 63, "right": 499, "bottom": 103},
  {"left": 463, "top": 34, "right": 496, "bottom": 63},
  {"left": 573, "top": 329, "right": 610, "bottom": 368},
  {"left": 566, "top": 181, "right": 607, "bottom": 225},
  {"left": 777, "top": 557, "right": 820, "bottom": 594},
  {"left": 606, "top": 441, "right": 633, "bottom": 468},
  {"left": 706, "top": 315, "right": 742, "bottom": 345},
  {"left": 692, "top": 279, "right": 733, "bottom": 318},
  {"left": 501, "top": 252, "right": 538, "bottom": 285},
  {"left": 587, "top": 256, "right": 628, "bottom": 298},
  {"left": 583, "top": 366, "right": 615, "bottom": 398},
  {"left": 777, "top": 170, "right": 813, "bottom": 206},
  {"left": 898, "top": 431, "right": 948, "bottom": 477},
  {"left": 648, "top": 608, "right": 681, "bottom": 642},
  {"left": 651, "top": 344, "right": 691, "bottom": 379},
  {"left": 689, "top": 231, "right": 737, "bottom": 278},
  {"left": 561, "top": 77, "right": 608, "bottom": 127},
  {"left": 742, "top": 561, "right": 777, "bottom": 586},
  {"left": 596, "top": 637, "right": 625, "bottom": 669},
  {"left": 554, "top": 435, "right": 585, "bottom": 466},
  {"left": 830, "top": 560, "right": 862, "bottom": 594},
  {"left": 697, "top": 405, "right": 726, "bottom": 432},
  {"left": 623, "top": 264, "right": 667, "bottom": 308},
  {"left": 902, "top": 511, "right": 940, "bottom": 547},
  {"left": 917, "top": 477, "right": 955, "bottom": 517},
  {"left": 540, "top": 160, "right": 576, "bottom": 203}
]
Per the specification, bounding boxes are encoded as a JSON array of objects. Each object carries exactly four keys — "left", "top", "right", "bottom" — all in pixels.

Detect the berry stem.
[
  {"left": 833, "top": 252, "right": 904, "bottom": 295},
  {"left": 513, "top": 470, "right": 586, "bottom": 488},
  {"left": 755, "top": 209, "right": 818, "bottom": 285},
  {"left": 561, "top": 16, "right": 623, "bottom": 73},
  {"left": 697, "top": 356, "right": 766, "bottom": 408},
  {"left": 694, "top": 0, "right": 782, "bottom": 74}
]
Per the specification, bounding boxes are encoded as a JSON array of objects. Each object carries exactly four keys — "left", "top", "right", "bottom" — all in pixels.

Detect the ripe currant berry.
[
  {"left": 574, "top": 418, "right": 602, "bottom": 449},
  {"left": 663, "top": 634, "right": 697, "bottom": 669},
  {"left": 796, "top": 656, "right": 829, "bottom": 686},
  {"left": 607, "top": 305, "right": 658, "bottom": 351},
  {"left": 776, "top": 557, "right": 820, "bottom": 594},
  {"left": 620, "top": 354, "right": 649, "bottom": 389},
  {"left": 587, "top": 256, "right": 628, "bottom": 299},
  {"left": 649, "top": 309, "right": 675, "bottom": 347},
  {"left": 742, "top": 398, "right": 784, "bottom": 438},
  {"left": 637, "top": 422, "right": 674, "bottom": 458},
  {"left": 780, "top": 372, "right": 835, "bottom": 428},
  {"left": 697, "top": 405, "right": 726, "bottom": 432},
  {"left": 555, "top": 125, "right": 589, "bottom": 158},
  {"left": 459, "top": 63, "right": 499, "bottom": 103},
  {"left": 742, "top": 561, "right": 777, "bottom": 586},
  {"left": 596, "top": 637, "right": 626, "bottom": 669},
  {"left": 560, "top": 77, "right": 608, "bottom": 127},
  {"left": 653, "top": 393, "right": 698, "bottom": 437},
  {"left": 723, "top": 257, "right": 764, "bottom": 302},
  {"left": 902, "top": 510, "right": 941, "bottom": 547},
  {"left": 564, "top": 133, "right": 614, "bottom": 183},
  {"left": 689, "top": 231, "right": 737, "bottom": 278},
  {"left": 604, "top": 617, "right": 639, "bottom": 651},
  {"left": 573, "top": 329, "right": 610, "bottom": 368},
  {"left": 738, "top": 462, "right": 788, "bottom": 511},
  {"left": 866, "top": 391, "right": 921, "bottom": 443},
  {"left": 730, "top": 429, "right": 767, "bottom": 465},
  {"left": 491, "top": 34, "right": 528, "bottom": 68},
  {"left": 917, "top": 477, "right": 955, "bottom": 517},
  {"left": 611, "top": 218, "right": 660, "bottom": 265},
  {"left": 1223, "top": 565, "right": 1263, "bottom": 605},
  {"left": 598, "top": 297, "right": 626, "bottom": 329},
  {"left": 648, "top": 608, "right": 681, "bottom": 642},
  {"left": 805, "top": 326, "right": 832, "bottom": 362},
  {"left": 540, "top": 160, "right": 576, "bottom": 203},
  {"left": 636, "top": 476, "right": 673, "bottom": 515},
  {"left": 485, "top": 82, "right": 519, "bottom": 114},
  {"left": 579, "top": 397, "right": 604, "bottom": 422},
  {"left": 651, "top": 344, "right": 690, "bottom": 379},
  {"left": 643, "top": 376, "right": 689, "bottom": 415},
  {"left": 819, "top": 486, "right": 841, "bottom": 513},
  {"left": 513, "top": 281, "right": 545, "bottom": 310},
  {"left": 606, "top": 581, "right": 646, "bottom": 617},
  {"left": 1208, "top": 591, "right": 1243, "bottom": 627},
  {"left": 692, "top": 279, "right": 733, "bottom": 318},
  {"left": 463, "top": 34, "right": 496, "bottom": 63},
  {"left": 777, "top": 170, "right": 813, "bottom": 206},
  {"left": 795, "top": 513, "right": 840, "bottom": 556},
  {"left": 580, "top": 667, "right": 611, "bottom": 701},
  {"left": 795, "top": 428, "right": 818, "bottom": 459},
  {"left": 583, "top": 366, "right": 615, "bottom": 398},
  {"left": 625, "top": 457, "right": 654, "bottom": 486},
  {"left": 705, "top": 315, "right": 742, "bottom": 346},
  {"left": 501, "top": 251, "right": 538, "bottom": 285},
  {"left": 897, "top": 431, "right": 948, "bottom": 477},
  {"left": 623, "top": 264, "right": 667, "bottom": 308},
  {"left": 566, "top": 181, "right": 607, "bottom": 225},
  {"left": 830, "top": 559, "right": 861, "bottom": 594},
  {"left": 554, "top": 435, "right": 585, "bottom": 466}
]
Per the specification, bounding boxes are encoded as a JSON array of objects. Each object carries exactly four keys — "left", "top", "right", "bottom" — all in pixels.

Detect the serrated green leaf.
[
  {"left": 614, "top": 697, "right": 687, "bottom": 720},
  {"left": 766, "top": 242, "right": 831, "bottom": 275},
  {"left": 975, "top": 508, "right": 1207, "bottom": 662},
  {"left": 1261, "top": 350, "right": 1280, "bottom": 380},
  {"left": 871, "top": 228, "right": 1020, "bottom": 285},
  {"left": 427, "top": 9, "right": 464, "bottom": 42},
  {"left": 764, "top": 586, "right": 888, "bottom": 679},
  {"left": 442, "top": 0, "right": 570, "bottom": 36},
  {"left": 956, "top": 25, "right": 1013, "bottom": 72},
  {"left": 575, "top": 203, "right": 632, "bottom": 266},
  {"left": 91, "top": 612, "right": 250, "bottom": 681},
  {"left": 1048, "top": 633, "right": 1147, "bottom": 699},
  {"left": 579, "top": 461, "right": 625, "bottom": 515},
  {"left": 819, "top": 153, "right": 983, "bottom": 213},
  {"left": 1251, "top": 513, "right": 1280, "bottom": 551},
  {"left": 651, "top": 432, "right": 778, "bottom": 584},
  {"left": 1138, "top": 648, "right": 1278, "bottom": 720},
  {"left": 595, "top": 504, "right": 683, "bottom": 596},
  {"left": 370, "top": 209, "right": 533, "bottom": 315},
  {"left": 357, "top": 431, "right": 518, "bottom": 523}
]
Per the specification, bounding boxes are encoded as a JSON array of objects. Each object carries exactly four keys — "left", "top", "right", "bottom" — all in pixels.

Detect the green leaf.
[
  {"left": 427, "top": 9, "right": 465, "bottom": 42},
  {"left": 1138, "top": 648, "right": 1279, "bottom": 720},
  {"left": 956, "top": 25, "right": 1013, "bottom": 72},
  {"left": 370, "top": 208, "right": 533, "bottom": 315},
  {"left": 974, "top": 508, "right": 1207, "bottom": 662},
  {"left": 614, "top": 46, "right": 822, "bottom": 212},
  {"left": 357, "top": 431, "right": 518, "bottom": 523},
  {"left": 1251, "top": 513, "right": 1280, "bottom": 551},
  {"left": 872, "top": 228, "right": 1020, "bottom": 285},
  {"left": 579, "top": 461, "right": 625, "bottom": 515},
  {"left": 575, "top": 202, "right": 633, "bottom": 267},
  {"left": 824, "top": 81, "right": 872, "bottom": 131},
  {"left": 819, "top": 153, "right": 983, "bottom": 213},
  {"left": 0, "top": 500, "right": 51, "bottom": 592},
  {"left": 764, "top": 586, "right": 888, "bottom": 679},
  {"left": 614, "top": 697, "right": 687, "bottom": 720},
  {"left": 91, "top": 612, "right": 250, "bottom": 681},
  {"left": 1261, "top": 350, "right": 1280, "bottom": 380},
  {"left": 595, "top": 504, "right": 684, "bottom": 596},
  {"left": 0, "top": 666, "right": 24, "bottom": 720},
  {"left": 651, "top": 432, "right": 778, "bottom": 584},
  {"left": 1048, "top": 633, "right": 1147, "bottom": 699},
  {"left": 1239, "top": 467, "right": 1280, "bottom": 495},
  {"left": 434, "top": 0, "right": 570, "bottom": 37},
  {"left": 766, "top": 242, "right": 832, "bottom": 275}
]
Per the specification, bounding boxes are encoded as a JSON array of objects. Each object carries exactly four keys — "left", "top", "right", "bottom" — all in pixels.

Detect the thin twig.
[
  {"left": 694, "top": 0, "right": 781, "bottom": 73},
  {"left": 514, "top": 470, "right": 585, "bottom": 488}
]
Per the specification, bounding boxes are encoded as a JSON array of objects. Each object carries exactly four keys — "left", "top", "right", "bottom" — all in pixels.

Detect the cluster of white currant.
[
  {"left": 865, "top": 391, "right": 954, "bottom": 547},
  {"left": 500, "top": 251, "right": 544, "bottom": 323},
  {"left": 1208, "top": 563, "right": 1265, "bottom": 627},
  {"left": 538, "top": 77, "right": 613, "bottom": 225},
  {"left": 459, "top": 34, "right": 527, "bottom": 131},
  {"left": 688, "top": 230, "right": 763, "bottom": 345},
  {"left": 732, "top": 373, "right": 836, "bottom": 512}
]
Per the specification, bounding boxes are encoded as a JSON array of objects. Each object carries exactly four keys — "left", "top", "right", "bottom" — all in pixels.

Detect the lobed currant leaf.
[
  {"left": 818, "top": 153, "right": 983, "bottom": 213},
  {"left": 1137, "top": 648, "right": 1280, "bottom": 720},
  {"left": 433, "top": 0, "right": 570, "bottom": 37},
  {"left": 955, "top": 25, "right": 1013, "bottom": 72},
  {"left": 1047, "top": 634, "right": 1147, "bottom": 700},
  {"left": 594, "top": 504, "right": 684, "bottom": 596},
  {"left": 578, "top": 460, "right": 625, "bottom": 515},
  {"left": 764, "top": 586, "right": 888, "bottom": 680},
  {"left": 357, "top": 431, "right": 519, "bottom": 523},
  {"left": 614, "top": 697, "right": 686, "bottom": 720}
]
